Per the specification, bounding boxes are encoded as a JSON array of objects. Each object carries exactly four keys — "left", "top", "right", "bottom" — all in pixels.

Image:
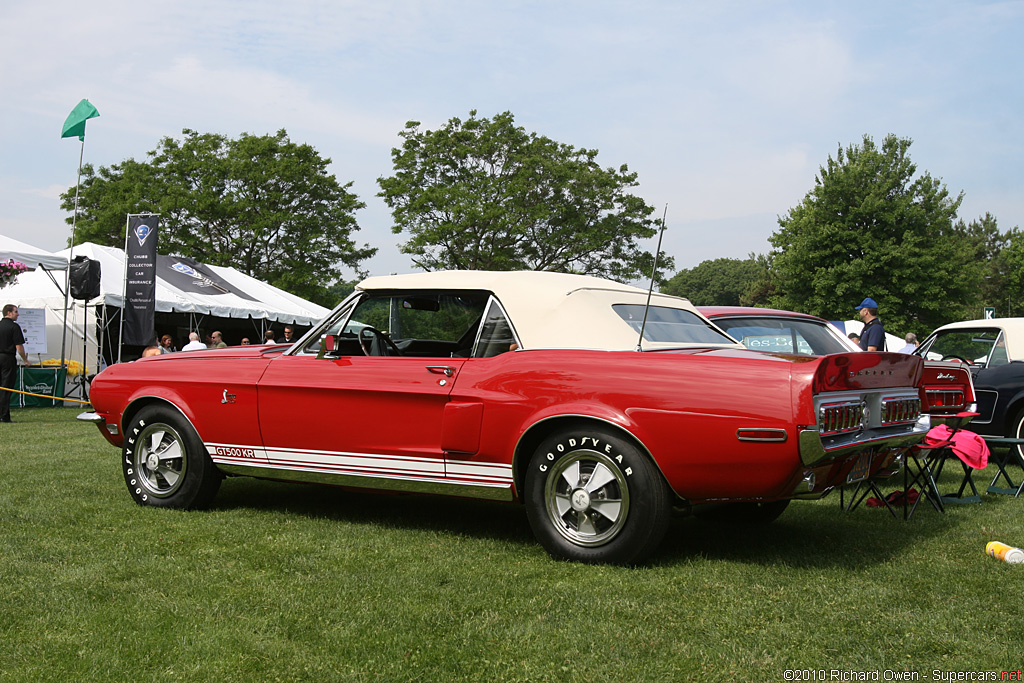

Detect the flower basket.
[{"left": 1, "top": 259, "right": 29, "bottom": 288}]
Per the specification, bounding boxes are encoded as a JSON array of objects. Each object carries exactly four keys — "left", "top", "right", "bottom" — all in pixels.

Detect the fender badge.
[{"left": 221, "top": 390, "right": 236, "bottom": 404}]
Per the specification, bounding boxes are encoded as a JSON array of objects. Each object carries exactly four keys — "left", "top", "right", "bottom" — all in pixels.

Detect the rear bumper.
[{"left": 798, "top": 415, "right": 931, "bottom": 466}]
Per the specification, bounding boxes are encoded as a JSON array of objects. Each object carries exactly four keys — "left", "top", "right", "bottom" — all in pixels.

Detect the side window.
[
  {"left": 473, "top": 299, "right": 519, "bottom": 358},
  {"left": 296, "top": 298, "right": 359, "bottom": 356},
  {"left": 325, "top": 292, "right": 488, "bottom": 357},
  {"left": 988, "top": 332, "right": 1009, "bottom": 367}
]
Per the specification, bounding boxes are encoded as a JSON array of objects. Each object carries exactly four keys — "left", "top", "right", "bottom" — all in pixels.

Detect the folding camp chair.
[
  {"left": 931, "top": 448, "right": 982, "bottom": 504},
  {"left": 900, "top": 440, "right": 948, "bottom": 519},
  {"left": 909, "top": 412, "right": 982, "bottom": 512},
  {"left": 839, "top": 448, "right": 909, "bottom": 518},
  {"left": 983, "top": 437, "right": 1024, "bottom": 497}
]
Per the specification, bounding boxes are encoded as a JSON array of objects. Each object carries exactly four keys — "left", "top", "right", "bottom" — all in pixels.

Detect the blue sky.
[{"left": 2, "top": 0, "right": 1022, "bottom": 280}]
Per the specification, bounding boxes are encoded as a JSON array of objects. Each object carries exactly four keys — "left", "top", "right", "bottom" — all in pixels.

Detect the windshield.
[
  {"left": 919, "top": 328, "right": 1007, "bottom": 367},
  {"left": 710, "top": 316, "right": 851, "bottom": 355}
]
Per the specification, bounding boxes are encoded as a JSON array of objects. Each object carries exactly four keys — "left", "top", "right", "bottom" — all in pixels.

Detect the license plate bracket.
[{"left": 846, "top": 452, "right": 872, "bottom": 484}]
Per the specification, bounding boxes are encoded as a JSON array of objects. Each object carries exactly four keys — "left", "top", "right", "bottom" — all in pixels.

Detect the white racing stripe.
[{"left": 206, "top": 442, "right": 514, "bottom": 486}]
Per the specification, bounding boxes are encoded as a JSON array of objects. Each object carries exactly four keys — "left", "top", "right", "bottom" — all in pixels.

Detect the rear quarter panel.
[{"left": 451, "top": 348, "right": 807, "bottom": 500}]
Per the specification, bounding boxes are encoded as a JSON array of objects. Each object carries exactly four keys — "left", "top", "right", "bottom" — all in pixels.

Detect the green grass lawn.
[{"left": 2, "top": 408, "right": 1023, "bottom": 682}]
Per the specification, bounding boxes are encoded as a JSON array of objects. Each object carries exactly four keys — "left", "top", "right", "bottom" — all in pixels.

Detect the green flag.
[{"left": 61, "top": 99, "right": 100, "bottom": 141}]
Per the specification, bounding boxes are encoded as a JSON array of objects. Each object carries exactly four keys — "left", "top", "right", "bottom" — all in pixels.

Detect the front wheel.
[
  {"left": 524, "top": 428, "right": 672, "bottom": 565},
  {"left": 123, "top": 405, "right": 221, "bottom": 509}
]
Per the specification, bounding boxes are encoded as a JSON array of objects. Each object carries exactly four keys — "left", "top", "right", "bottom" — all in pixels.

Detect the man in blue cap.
[{"left": 855, "top": 297, "right": 886, "bottom": 351}]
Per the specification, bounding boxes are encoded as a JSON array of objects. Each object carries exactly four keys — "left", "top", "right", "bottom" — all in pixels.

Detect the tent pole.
[
  {"left": 117, "top": 215, "right": 129, "bottom": 364},
  {"left": 60, "top": 138, "right": 86, "bottom": 369}
]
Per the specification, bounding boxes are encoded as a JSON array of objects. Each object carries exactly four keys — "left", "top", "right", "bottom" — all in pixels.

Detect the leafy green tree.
[
  {"left": 769, "top": 134, "right": 980, "bottom": 335},
  {"left": 661, "top": 256, "right": 767, "bottom": 306},
  {"left": 377, "top": 110, "right": 671, "bottom": 282},
  {"left": 961, "top": 212, "right": 1014, "bottom": 317},
  {"left": 61, "top": 129, "right": 375, "bottom": 305},
  {"left": 996, "top": 226, "right": 1024, "bottom": 317}
]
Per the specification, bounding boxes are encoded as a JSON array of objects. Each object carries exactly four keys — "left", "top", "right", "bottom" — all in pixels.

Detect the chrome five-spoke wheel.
[
  {"left": 131, "top": 422, "right": 188, "bottom": 498},
  {"left": 544, "top": 449, "right": 629, "bottom": 547}
]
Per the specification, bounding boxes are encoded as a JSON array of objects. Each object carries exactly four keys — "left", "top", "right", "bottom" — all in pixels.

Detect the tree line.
[
  {"left": 663, "top": 134, "right": 1022, "bottom": 338},
  {"left": 62, "top": 115, "right": 1018, "bottom": 336}
]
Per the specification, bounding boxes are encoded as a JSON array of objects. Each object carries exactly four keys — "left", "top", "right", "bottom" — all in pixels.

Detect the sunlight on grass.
[{"left": 2, "top": 408, "right": 1023, "bottom": 682}]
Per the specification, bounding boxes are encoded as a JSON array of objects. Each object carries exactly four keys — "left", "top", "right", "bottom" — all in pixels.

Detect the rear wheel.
[
  {"left": 123, "top": 405, "right": 221, "bottom": 508},
  {"left": 524, "top": 427, "right": 672, "bottom": 565}
]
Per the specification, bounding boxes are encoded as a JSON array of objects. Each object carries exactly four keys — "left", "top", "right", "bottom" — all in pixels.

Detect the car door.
[
  {"left": 255, "top": 290, "right": 486, "bottom": 485},
  {"left": 256, "top": 353, "right": 465, "bottom": 483}
]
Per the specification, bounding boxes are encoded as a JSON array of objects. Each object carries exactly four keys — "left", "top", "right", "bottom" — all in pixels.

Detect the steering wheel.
[
  {"left": 358, "top": 326, "right": 402, "bottom": 357},
  {"left": 941, "top": 354, "right": 972, "bottom": 365}
]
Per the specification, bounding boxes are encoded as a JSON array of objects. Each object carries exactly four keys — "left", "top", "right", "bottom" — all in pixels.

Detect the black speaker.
[{"left": 70, "top": 255, "right": 101, "bottom": 301}]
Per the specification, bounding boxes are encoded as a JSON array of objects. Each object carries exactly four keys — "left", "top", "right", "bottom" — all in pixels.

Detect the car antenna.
[{"left": 636, "top": 204, "right": 668, "bottom": 352}]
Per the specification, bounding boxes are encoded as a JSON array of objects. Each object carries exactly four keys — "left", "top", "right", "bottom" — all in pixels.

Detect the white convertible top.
[
  {"left": 356, "top": 270, "right": 740, "bottom": 351},
  {"left": 928, "top": 318, "right": 1024, "bottom": 361}
]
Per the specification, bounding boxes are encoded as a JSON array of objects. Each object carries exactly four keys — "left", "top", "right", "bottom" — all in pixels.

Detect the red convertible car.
[{"left": 82, "top": 271, "right": 932, "bottom": 564}]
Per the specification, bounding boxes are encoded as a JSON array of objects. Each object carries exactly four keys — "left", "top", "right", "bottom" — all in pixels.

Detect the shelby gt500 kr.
[{"left": 82, "top": 271, "right": 935, "bottom": 564}]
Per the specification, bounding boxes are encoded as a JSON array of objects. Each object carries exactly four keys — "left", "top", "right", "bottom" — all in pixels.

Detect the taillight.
[
  {"left": 881, "top": 396, "right": 921, "bottom": 425},
  {"left": 923, "top": 388, "right": 965, "bottom": 412},
  {"left": 819, "top": 400, "right": 866, "bottom": 435}
]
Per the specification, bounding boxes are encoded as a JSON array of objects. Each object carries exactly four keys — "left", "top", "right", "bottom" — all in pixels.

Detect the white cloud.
[{"left": 2, "top": 0, "right": 1023, "bottom": 278}]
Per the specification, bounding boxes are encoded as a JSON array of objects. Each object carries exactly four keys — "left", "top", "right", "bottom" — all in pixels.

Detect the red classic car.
[{"left": 82, "top": 271, "right": 932, "bottom": 564}]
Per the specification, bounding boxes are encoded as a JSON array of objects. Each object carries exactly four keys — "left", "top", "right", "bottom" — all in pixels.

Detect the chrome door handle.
[{"left": 426, "top": 366, "right": 455, "bottom": 377}]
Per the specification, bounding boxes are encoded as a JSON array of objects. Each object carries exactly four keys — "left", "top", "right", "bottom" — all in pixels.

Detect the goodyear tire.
[
  {"left": 123, "top": 405, "right": 221, "bottom": 509},
  {"left": 524, "top": 428, "right": 672, "bottom": 565}
]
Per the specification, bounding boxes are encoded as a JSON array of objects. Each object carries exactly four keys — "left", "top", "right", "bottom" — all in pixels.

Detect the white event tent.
[
  {"left": 1, "top": 234, "right": 70, "bottom": 271},
  {"left": 2, "top": 239, "right": 330, "bottom": 386}
]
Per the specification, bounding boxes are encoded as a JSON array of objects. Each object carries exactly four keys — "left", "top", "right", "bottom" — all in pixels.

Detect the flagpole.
[
  {"left": 118, "top": 214, "right": 130, "bottom": 365},
  {"left": 59, "top": 138, "right": 86, "bottom": 370},
  {"left": 60, "top": 99, "right": 99, "bottom": 377}
]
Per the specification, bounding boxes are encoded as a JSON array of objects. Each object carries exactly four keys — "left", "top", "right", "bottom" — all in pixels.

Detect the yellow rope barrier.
[{"left": 0, "top": 385, "right": 92, "bottom": 406}]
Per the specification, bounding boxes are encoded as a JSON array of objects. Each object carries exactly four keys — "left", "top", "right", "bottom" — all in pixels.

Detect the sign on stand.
[{"left": 16, "top": 308, "right": 47, "bottom": 355}]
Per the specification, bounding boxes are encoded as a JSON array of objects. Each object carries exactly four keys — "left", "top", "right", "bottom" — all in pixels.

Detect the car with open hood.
[{"left": 82, "top": 271, "right": 933, "bottom": 564}]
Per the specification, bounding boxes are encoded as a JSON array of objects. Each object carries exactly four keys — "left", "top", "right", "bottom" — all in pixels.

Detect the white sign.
[{"left": 17, "top": 308, "right": 47, "bottom": 354}]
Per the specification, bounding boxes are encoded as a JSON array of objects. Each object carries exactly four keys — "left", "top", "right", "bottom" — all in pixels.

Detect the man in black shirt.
[
  {"left": 278, "top": 325, "right": 297, "bottom": 345},
  {"left": 1, "top": 303, "right": 29, "bottom": 422}
]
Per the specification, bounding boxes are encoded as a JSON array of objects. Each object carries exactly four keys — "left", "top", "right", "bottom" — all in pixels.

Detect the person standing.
[
  {"left": 855, "top": 297, "right": 886, "bottom": 351},
  {"left": 210, "top": 331, "right": 227, "bottom": 348},
  {"left": 897, "top": 333, "right": 918, "bottom": 354},
  {"left": 181, "top": 332, "right": 207, "bottom": 352},
  {"left": 1, "top": 304, "right": 30, "bottom": 423}
]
